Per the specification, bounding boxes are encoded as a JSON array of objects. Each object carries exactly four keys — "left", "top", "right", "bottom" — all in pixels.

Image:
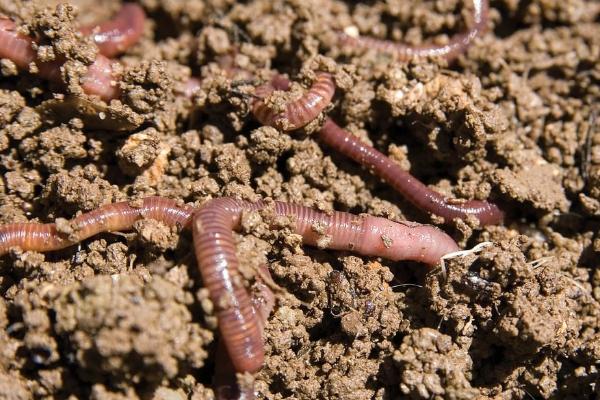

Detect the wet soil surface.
[{"left": 0, "top": 0, "right": 599, "bottom": 399}]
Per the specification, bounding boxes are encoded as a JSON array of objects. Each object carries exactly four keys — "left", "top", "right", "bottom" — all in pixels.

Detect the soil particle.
[
  {"left": 133, "top": 219, "right": 181, "bottom": 254},
  {"left": 52, "top": 275, "right": 212, "bottom": 385},
  {"left": 25, "top": 4, "right": 98, "bottom": 96},
  {"left": 19, "top": 126, "right": 88, "bottom": 173},
  {"left": 259, "top": 253, "right": 404, "bottom": 399},
  {"left": 42, "top": 168, "right": 123, "bottom": 214},
  {"left": 493, "top": 163, "right": 570, "bottom": 212},
  {"left": 0, "top": 90, "right": 26, "bottom": 126},
  {"left": 0, "top": 90, "right": 41, "bottom": 144},
  {"left": 83, "top": 241, "right": 131, "bottom": 276},
  {"left": 247, "top": 126, "right": 292, "bottom": 165},
  {"left": 116, "top": 128, "right": 164, "bottom": 176},
  {"left": 120, "top": 60, "right": 178, "bottom": 130},
  {"left": 4, "top": 170, "right": 42, "bottom": 202},
  {"left": 214, "top": 142, "right": 252, "bottom": 184},
  {"left": 378, "top": 71, "right": 508, "bottom": 163},
  {"left": 0, "top": 373, "right": 31, "bottom": 400},
  {"left": 426, "top": 238, "right": 594, "bottom": 397},
  {"left": 394, "top": 328, "right": 477, "bottom": 399}
]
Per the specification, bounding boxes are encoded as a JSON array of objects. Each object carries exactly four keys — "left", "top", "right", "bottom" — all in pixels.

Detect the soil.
[{"left": 0, "top": 0, "right": 599, "bottom": 399}]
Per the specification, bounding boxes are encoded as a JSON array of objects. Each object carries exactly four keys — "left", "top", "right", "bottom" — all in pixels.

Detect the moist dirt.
[{"left": 0, "top": 0, "right": 599, "bottom": 399}]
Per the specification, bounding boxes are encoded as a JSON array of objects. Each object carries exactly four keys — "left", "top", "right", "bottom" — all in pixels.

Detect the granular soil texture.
[{"left": 0, "top": 0, "right": 599, "bottom": 399}]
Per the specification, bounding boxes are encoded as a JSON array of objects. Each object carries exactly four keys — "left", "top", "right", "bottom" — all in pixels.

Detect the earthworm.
[
  {"left": 319, "top": 118, "right": 504, "bottom": 225},
  {"left": 192, "top": 198, "right": 266, "bottom": 374},
  {"left": 0, "top": 195, "right": 458, "bottom": 370},
  {"left": 0, "top": 3, "right": 146, "bottom": 100},
  {"left": 0, "top": 197, "right": 194, "bottom": 255},
  {"left": 79, "top": 3, "right": 146, "bottom": 58},
  {"left": 251, "top": 71, "right": 335, "bottom": 131},
  {"left": 338, "top": 0, "right": 489, "bottom": 63},
  {"left": 77, "top": 54, "right": 121, "bottom": 100},
  {"left": 265, "top": 199, "right": 460, "bottom": 264},
  {"left": 249, "top": 74, "right": 503, "bottom": 225},
  {"left": 214, "top": 266, "right": 276, "bottom": 400},
  {"left": 0, "top": 18, "right": 60, "bottom": 80},
  {"left": 192, "top": 196, "right": 458, "bottom": 374},
  {"left": 0, "top": 17, "right": 119, "bottom": 100}
]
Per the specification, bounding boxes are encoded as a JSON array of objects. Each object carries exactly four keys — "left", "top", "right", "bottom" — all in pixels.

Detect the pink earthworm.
[
  {"left": 0, "top": 3, "right": 146, "bottom": 100},
  {"left": 192, "top": 197, "right": 458, "bottom": 373},
  {"left": 192, "top": 198, "right": 266, "bottom": 374},
  {"left": 0, "top": 18, "right": 119, "bottom": 100},
  {"left": 79, "top": 3, "right": 146, "bottom": 58},
  {"left": 214, "top": 266, "right": 276, "bottom": 400},
  {"left": 251, "top": 71, "right": 335, "bottom": 131},
  {"left": 0, "top": 197, "right": 194, "bottom": 255},
  {"left": 319, "top": 119, "right": 505, "bottom": 225},
  {"left": 338, "top": 0, "right": 489, "bottom": 63},
  {"left": 0, "top": 196, "right": 458, "bottom": 375},
  {"left": 249, "top": 74, "right": 504, "bottom": 225}
]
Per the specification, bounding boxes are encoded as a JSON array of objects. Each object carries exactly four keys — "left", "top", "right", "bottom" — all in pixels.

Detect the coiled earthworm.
[
  {"left": 249, "top": 74, "right": 504, "bottom": 225},
  {"left": 319, "top": 119, "right": 504, "bottom": 225},
  {"left": 338, "top": 0, "right": 489, "bottom": 63},
  {"left": 251, "top": 71, "right": 335, "bottom": 131},
  {"left": 0, "top": 3, "right": 145, "bottom": 100},
  {"left": 0, "top": 196, "right": 458, "bottom": 374},
  {"left": 79, "top": 3, "right": 146, "bottom": 58}
]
